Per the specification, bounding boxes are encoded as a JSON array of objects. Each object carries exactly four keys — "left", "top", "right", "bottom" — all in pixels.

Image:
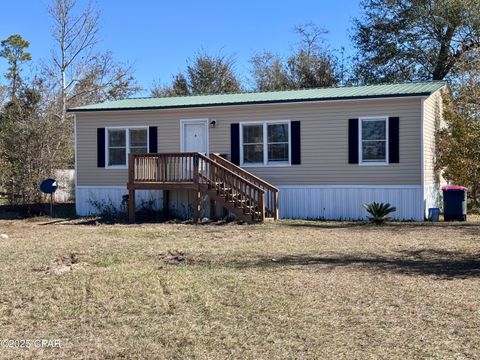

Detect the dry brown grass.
[{"left": 0, "top": 216, "right": 479, "bottom": 359}]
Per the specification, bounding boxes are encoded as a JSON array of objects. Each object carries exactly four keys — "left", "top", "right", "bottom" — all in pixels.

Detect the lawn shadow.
[
  {"left": 38, "top": 214, "right": 241, "bottom": 227},
  {"left": 283, "top": 220, "right": 480, "bottom": 236},
  {"left": 38, "top": 217, "right": 101, "bottom": 226},
  {"left": 231, "top": 248, "right": 480, "bottom": 279},
  {"left": 283, "top": 221, "right": 369, "bottom": 229},
  {"left": 0, "top": 203, "right": 76, "bottom": 220}
]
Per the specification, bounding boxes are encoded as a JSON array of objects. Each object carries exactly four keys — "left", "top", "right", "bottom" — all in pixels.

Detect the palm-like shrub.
[{"left": 362, "top": 202, "right": 396, "bottom": 224}]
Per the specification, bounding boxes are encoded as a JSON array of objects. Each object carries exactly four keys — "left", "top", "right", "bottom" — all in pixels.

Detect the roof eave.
[{"left": 67, "top": 92, "right": 434, "bottom": 113}]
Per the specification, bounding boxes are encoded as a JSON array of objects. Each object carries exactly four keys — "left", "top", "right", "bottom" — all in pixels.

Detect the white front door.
[{"left": 182, "top": 120, "right": 208, "bottom": 154}]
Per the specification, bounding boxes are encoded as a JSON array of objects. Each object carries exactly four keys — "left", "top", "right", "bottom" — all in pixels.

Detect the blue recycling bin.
[
  {"left": 428, "top": 208, "right": 440, "bottom": 222},
  {"left": 442, "top": 185, "right": 467, "bottom": 221}
]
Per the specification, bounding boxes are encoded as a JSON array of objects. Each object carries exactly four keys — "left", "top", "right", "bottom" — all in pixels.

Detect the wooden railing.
[
  {"left": 128, "top": 152, "right": 278, "bottom": 222},
  {"left": 196, "top": 153, "right": 265, "bottom": 222},
  {"left": 209, "top": 153, "right": 279, "bottom": 220},
  {"left": 129, "top": 152, "right": 199, "bottom": 183}
]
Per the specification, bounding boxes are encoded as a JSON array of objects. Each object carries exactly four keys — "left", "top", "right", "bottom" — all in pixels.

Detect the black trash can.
[{"left": 442, "top": 185, "right": 467, "bottom": 221}]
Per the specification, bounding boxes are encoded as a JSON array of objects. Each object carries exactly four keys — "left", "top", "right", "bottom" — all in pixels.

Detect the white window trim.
[
  {"left": 358, "top": 116, "right": 389, "bottom": 166},
  {"left": 240, "top": 120, "right": 291, "bottom": 167},
  {"left": 180, "top": 119, "right": 209, "bottom": 154},
  {"left": 105, "top": 126, "right": 149, "bottom": 169}
]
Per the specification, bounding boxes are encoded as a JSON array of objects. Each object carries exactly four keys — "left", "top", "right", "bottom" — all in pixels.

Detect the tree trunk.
[{"left": 432, "top": 27, "right": 456, "bottom": 80}]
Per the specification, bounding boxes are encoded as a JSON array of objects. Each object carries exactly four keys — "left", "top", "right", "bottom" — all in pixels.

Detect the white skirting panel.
[
  {"left": 168, "top": 190, "right": 211, "bottom": 219},
  {"left": 76, "top": 186, "right": 163, "bottom": 216},
  {"left": 77, "top": 185, "right": 425, "bottom": 221},
  {"left": 278, "top": 185, "right": 424, "bottom": 221}
]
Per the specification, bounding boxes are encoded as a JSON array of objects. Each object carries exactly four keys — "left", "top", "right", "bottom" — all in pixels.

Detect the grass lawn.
[{"left": 0, "top": 216, "right": 479, "bottom": 359}]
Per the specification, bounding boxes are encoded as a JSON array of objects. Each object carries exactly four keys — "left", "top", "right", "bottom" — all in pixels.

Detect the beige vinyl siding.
[
  {"left": 75, "top": 97, "right": 423, "bottom": 186},
  {"left": 423, "top": 90, "right": 445, "bottom": 185}
]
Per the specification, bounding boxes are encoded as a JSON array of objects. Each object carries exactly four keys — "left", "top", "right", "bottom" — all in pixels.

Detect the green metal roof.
[{"left": 68, "top": 81, "right": 447, "bottom": 112}]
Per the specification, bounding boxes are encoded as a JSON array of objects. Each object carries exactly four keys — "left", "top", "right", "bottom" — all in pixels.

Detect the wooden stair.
[
  {"left": 196, "top": 153, "right": 268, "bottom": 223},
  {"left": 127, "top": 152, "right": 279, "bottom": 223},
  {"left": 198, "top": 183, "right": 262, "bottom": 223},
  {"left": 208, "top": 154, "right": 279, "bottom": 220}
]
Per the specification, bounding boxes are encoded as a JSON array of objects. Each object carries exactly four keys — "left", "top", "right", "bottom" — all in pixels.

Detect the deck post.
[
  {"left": 193, "top": 188, "right": 200, "bottom": 224},
  {"left": 193, "top": 155, "right": 200, "bottom": 224},
  {"left": 209, "top": 199, "right": 216, "bottom": 220},
  {"left": 273, "top": 191, "right": 279, "bottom": 220},
  {"left": 259, "top": 191, "right": 265, "bottom": 222},
  {"left": 128, "top": 189, "right": 135, "bottom": 223},
  {"left": 128, "top": 154, "right": 135, "bottom": 222}
]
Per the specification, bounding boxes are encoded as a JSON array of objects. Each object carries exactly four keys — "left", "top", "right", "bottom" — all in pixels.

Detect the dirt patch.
[
  {"left": 33, "top": 253, "right": 88, "bottom": 275},
  {"left": 157, "top": 250, "right": 205, "bottom": 265}
]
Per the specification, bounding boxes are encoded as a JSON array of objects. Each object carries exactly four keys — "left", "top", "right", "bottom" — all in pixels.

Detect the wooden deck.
[{"left": 126, "top": 152, "right": 279, "bottom": 223}]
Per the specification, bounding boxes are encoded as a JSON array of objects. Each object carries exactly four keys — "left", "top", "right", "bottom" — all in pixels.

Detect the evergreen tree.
[
  {"left": 0, "top": 34, "right": 32, "bottom": 100},
  {"left": 150, "top": 52, "right": 241, "bottom": 96},
  {"left": 352, "top": 0, "right": 480, "bottom": 83}
]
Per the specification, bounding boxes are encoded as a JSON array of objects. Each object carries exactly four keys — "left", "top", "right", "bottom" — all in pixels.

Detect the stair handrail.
[
  {"left": 209, "top": 153, "right": 279, "bottom": 220},
  {"left": 196, "top": 153, "right": 266, "bottom": 221},
  {"left": 209, "top": 153, "right": 279, "bottom": 192},
  {"left": 133, "top": 152, "right": 199, "bottom": 157},
  {"left": 196, "top": 153, "right": 265, "bottom": 193}
]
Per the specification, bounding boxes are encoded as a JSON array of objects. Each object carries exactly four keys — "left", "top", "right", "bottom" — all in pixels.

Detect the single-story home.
[{"left": 68, "top": 81, "right": 447, "bottom": 221}]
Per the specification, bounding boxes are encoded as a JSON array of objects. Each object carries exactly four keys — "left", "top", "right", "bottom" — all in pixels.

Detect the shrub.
[
  {"left": 88, "top": 197, "right": 126, "bottom": 223},
  {"left": 362, "top": 202, "right": 396, "bottom": 225}
]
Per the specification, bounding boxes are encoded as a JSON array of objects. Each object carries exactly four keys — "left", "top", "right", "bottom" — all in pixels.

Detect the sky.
[{"left": 0, "top": 0, "right": 361, "bottom": 95}]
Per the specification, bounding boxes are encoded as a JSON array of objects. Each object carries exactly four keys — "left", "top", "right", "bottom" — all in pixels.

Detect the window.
[
  {"left": 108, "top": 129, "right": 127, "bottom": 166},
  {"left": 129, "top": 129, "right": 148, "bottom": 154},
  {"left": 268, "top": 123, "right": 289, "bottom": 162},
  {"left": 360, "top": 118, "right": 388, "bottom": 164},
  {"left": 243, "top": 124, "right": 264, "bottom": 163},
  {"left": 107, "top": 127, "right": 148, "bottom": 167},
  {"left": 241, "top": 121, "right": 290, "bottom": 166}
]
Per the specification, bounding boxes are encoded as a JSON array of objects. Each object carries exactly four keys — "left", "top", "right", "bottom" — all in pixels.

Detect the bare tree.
[
  {"left": 286, "top": 23, "right": 338, "bottom": 89},
  {"left": 48, "top": 0, "right": 99, "bottom": 120},
  {"left": 47, "top": 0, "right": 139, "bottom": 120},
  {"left": 250, "top": 23, "right": 338, "bottom": 91},
  {"left": 293, "top": 23, "right": 327, "bottom": 57}
]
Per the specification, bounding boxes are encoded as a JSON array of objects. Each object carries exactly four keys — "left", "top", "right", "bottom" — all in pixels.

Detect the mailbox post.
[{"left": 40, "top": 179, "right": 58, "bottom": 216}]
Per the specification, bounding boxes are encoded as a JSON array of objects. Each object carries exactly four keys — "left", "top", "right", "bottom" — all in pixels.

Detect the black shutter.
[
  {"left": 97, "top": 128, "right": 105, "bottom": 168},
  {"left": 291, "top": 121, "right": 301, "bottom": 165},
  {"left": 148, "top": 126, "right": 158, "bottom": 153},
  {"left": 388, "top": 117, "right": 399, "bottom": 163},
  {"left": 348, "top": 118, "right": 359, "bottom": 164},
  {"left": 230, "top": 123, "right": 240, "bottom": 165}
]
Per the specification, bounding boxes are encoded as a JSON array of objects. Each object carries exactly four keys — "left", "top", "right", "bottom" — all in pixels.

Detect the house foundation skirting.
[
  {"left": 76, "top": 186, "right": 214, "bottom": 218},
  {"left": 277, "top": 185, "right": 425, "bottom": 221},
  {"left": 76, "top": 184, "right": 429, "bottom": 221},
  {"left": 76, "top": 186, "right": 163, "bottom": 216}
]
